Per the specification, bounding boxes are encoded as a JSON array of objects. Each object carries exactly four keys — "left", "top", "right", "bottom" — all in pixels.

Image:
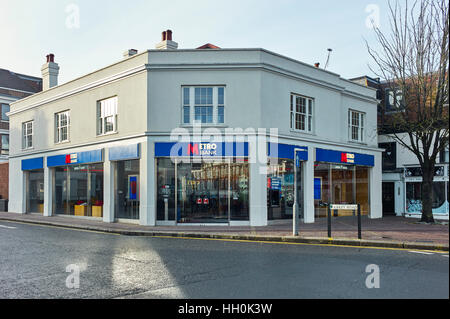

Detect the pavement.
[{"left": 0, "top": 211, "right": 448, "bottom": 251}]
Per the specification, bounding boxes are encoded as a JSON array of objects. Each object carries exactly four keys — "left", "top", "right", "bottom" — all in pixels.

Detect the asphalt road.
[{"left": 0, "top": 221, "right": 448, "bottom": 299}]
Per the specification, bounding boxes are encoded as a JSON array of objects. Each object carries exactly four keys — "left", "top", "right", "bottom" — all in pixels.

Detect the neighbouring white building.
[
  {"left": 7, "top": 30, "right": 383, "bottom": 226},
  {"left": 378, "top": 134, "right": 449, "bottom": 220}
]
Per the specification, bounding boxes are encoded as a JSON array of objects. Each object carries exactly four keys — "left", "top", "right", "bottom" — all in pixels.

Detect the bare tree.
[{"left": 366, "top": 0, "right": 449, "bottom": 223}]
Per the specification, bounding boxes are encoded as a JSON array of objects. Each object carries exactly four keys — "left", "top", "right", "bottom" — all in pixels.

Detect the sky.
[{"left": 0, "top": 0, "right": 393, "bottom": 84}]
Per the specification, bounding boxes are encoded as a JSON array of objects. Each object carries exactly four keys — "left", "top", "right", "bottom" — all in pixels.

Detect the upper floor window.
[
  {"left": 348, "top": 110, "right": 365, "bottom": 142},
  {"left": 1, "top": 104, "right": 10, "bottom": 122},
  {"left": 182, "top": 86, "right": 225, "bottom": 125},
  {"left": 385, "top": 88, "right": 404, "bottom": 112},
  {"left": 22, "top": 121, "right": 33, "bottom": 149},
  {"left": 440, "top": 147, "right": 449, "bottom": 163},
  {"left": 290, "top": 94, "right": 313, "bottom": 132},
  {"left": 379, "top": 142, "right": 397, "bottom": 170},
  {"left": 97, "top": 96, "right": 118, "bottom": 135},
  {"left": 1, "top": 134, "right": 9, "bottom": 155},
  {"left": 55, "top": 110, "right": 70, "bottom": 143}
]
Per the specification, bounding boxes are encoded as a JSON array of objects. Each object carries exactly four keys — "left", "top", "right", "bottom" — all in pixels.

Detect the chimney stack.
[
  {"left": 123, "top": 49, "right": 138, "bottom": 59},
  {"left": 314, "top": 63, "right": 320, "bottom": 68},
  {"left": 41, "top": 53, "right": 60, "bottom": 90},
  {"left": 155, "top": 29, "right": 178, "bottom": 50}
]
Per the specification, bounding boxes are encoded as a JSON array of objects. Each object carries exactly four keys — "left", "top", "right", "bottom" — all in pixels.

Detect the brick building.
[{"left": 0, "top": 68, "right": 42, "bottom": 202}]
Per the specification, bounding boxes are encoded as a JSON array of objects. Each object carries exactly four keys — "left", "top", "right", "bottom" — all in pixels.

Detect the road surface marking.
[
  {"left": 0, "top": 224, "right": 17, "bottom": 229},
  {"left": 0, "top": 220, "right": 119, "bottom": 236},
  {"left": 151, "top": 235, "right": 448, "bottom": 254},
  {"left": 408, "top": 251, "right": 435, "bottom": 255}
]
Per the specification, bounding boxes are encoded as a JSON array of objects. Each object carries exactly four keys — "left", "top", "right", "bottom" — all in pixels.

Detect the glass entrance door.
[
  {"left": 26, "top": 169, "right": 44, "bottom": 213},
  {"left": 115, "top": 160, "right": 140, "bottom": 220},
  {"left": 295, "top": 161, "right": 303, "bottom": 220},
  {"left": 177, "top": 159, "right": 229, "bottom": 223}
]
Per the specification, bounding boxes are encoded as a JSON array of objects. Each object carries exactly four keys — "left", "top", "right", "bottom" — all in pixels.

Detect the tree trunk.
[{"left": 420, "top": 164, "right": 435, "bottom": 223}]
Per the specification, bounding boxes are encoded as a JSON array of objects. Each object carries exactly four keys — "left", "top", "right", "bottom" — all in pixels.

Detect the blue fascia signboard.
[
  {"left": 21, "top": 157, "right": 44, "bottom": 171},
  {"left": 47, "top": 149, "right": 103, "bottom": 167},
  {"left": 155, "top": 142, "right": 248, "bottom": 157},
  {"left": 268, "top": 143, "right": 308, "bottom": 161},
  {"left": 109, "top": 144, "right": 140, "bottom": 161},
  {"left": 315, "top": 148, "right": 374, "bottom": 167}
]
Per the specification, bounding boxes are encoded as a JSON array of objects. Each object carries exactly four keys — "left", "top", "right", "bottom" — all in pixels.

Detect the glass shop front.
[
  {"left": 49, "top": 150, "right": 104, "bottom": 218},
  {"left": 267, "top": 143, "right": 307, "bottom": 220},
  {"left": 405, "top": 165, "right": 449, "bottom": 216},
  {"left": 314, "top": 148, "right": 373, "bottom": 218},
  {"left": 155, "top": 142, "right": 249, "bottom": 224}
]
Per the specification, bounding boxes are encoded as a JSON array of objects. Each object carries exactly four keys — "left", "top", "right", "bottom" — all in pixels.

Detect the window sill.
[
  {"left": 55, "top": 140, "right": 70, "bottom": 145},
  {"left": 180, "top": 124, "right": 228, "bottom": 128},
  {"left": 348, "top": 140, "right": 367, "bottom": 146},
  {"left": 289, "top": 129, "right": 315, "bottom": 136},
  {"left": 97, "top": 131, "right": 118, "bottom": 137}
]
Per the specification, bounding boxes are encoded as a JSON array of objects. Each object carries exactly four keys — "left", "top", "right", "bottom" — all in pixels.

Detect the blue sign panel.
[
  {"left": 315, "top": 148, "right": 374, "bottom": 167},
  {"left": 269, "top": 177, "right": 282, "bottom": 190},
  {"left": 109, "top": 144, "right": 140, "bottom": 161},
  {"left": 268, "top": 143, "right": 308, "bottom": 161},
  {"left": 155, "top": 142, "right": 248, "bottom": 157},
  {"left": 129, "top": 175, "right": 138, "bottom": 200},
  {"left": 47, "top": 149, "right": 103, "bottom": 167},
  {"left": 21, "top": 157, "right": 44, "bottom": 171},
  {"left": 314, "top": 178, "right": 322, "bottom": 200}
]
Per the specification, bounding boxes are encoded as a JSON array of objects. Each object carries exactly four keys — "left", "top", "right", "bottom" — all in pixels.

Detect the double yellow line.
[{"left": 2, "top": 220, "right": 448, "bottom": 254}]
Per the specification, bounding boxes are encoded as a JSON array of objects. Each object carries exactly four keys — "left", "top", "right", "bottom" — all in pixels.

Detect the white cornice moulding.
[
  {"left": 9, "top": 64, "right": 147, "bottom": 116},
  {"left": 8, "top": 61, "right": 377, "bottom": 117}
]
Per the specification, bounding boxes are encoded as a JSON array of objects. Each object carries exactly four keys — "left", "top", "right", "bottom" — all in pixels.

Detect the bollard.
[
  {"left": 357, "top": 204, "right": 362, "bottom": 240},
  {"left": 327, "top": 205, "right": 332, "bottom": 238}
]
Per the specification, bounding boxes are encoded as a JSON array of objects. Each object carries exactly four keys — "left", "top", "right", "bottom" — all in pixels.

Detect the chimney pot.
[
  {"left": 166, "top": 30, "right": 172, "bottom": 41},
  {"left": 155, "top": 29, "right": 178, "bottom": 50},
  {"left": 123, "top": 49, "right": 138, "bottom": 58},
  {"left": 46, "top": 54, "right": 55, "bottom": 63},
  {"left": 314, "top": 62, "right": 320, "bottom": 68}
]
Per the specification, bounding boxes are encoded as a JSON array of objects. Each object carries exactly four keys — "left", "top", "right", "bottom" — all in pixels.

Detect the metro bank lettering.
[
  {"left": 155, "top": 142, "right": 248, "bottom": 158},
  {"left": 187, "top": 143, "right": 218, "bottom": 156}
]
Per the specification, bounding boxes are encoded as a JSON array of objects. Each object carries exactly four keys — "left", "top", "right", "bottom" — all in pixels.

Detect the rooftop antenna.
[{"left": 324, "top": 48, "right": 333, "bottom": 70}]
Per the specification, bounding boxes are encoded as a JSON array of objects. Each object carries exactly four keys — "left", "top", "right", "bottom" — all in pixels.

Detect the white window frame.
[
  {"left": 348, "top": 109, "right": 365, "bottom": 143},
  {"left": 1, "top": 104, "right": 10, "bottom": 122},
  {"left": 55, "top": 110, "right": 70, "bottom": 143},
  {"left": 290, "top": 94, "right": 314, "bottom": 133},
  {"left": 385, "top": 88, "right": 404, "bottom": 112},
  {"left": 182, "top": 86, "right": 225, "bottom": 125},
  {"left": 97, "top": 96, "right": 118, "bottom": 135},
  {"left": 1, "top": 134, "right": 9, "bottom": 155},
  {"left": 22, "top": 120, "right": 33, "bottom": 150}
]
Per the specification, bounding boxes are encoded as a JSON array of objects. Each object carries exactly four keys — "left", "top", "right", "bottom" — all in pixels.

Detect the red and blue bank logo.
[
  {"left": 65, "top": 154, "right": 78, "bottom": 164},
  {"left": 340, "top": 152, "right": 355, "bottom": 164}
]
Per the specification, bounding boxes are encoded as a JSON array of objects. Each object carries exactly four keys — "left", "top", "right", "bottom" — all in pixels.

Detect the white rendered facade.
[{"left": 8, "top": 47, "right": 382, "bottom": 226}]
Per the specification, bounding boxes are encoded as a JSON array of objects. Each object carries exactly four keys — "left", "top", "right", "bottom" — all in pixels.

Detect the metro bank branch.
[
  {"left": 16, "top": 138, "right": 379, "bottom": 227},
  {"left": 8, "top": 37, "right": 382, "bottom": 227}
]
